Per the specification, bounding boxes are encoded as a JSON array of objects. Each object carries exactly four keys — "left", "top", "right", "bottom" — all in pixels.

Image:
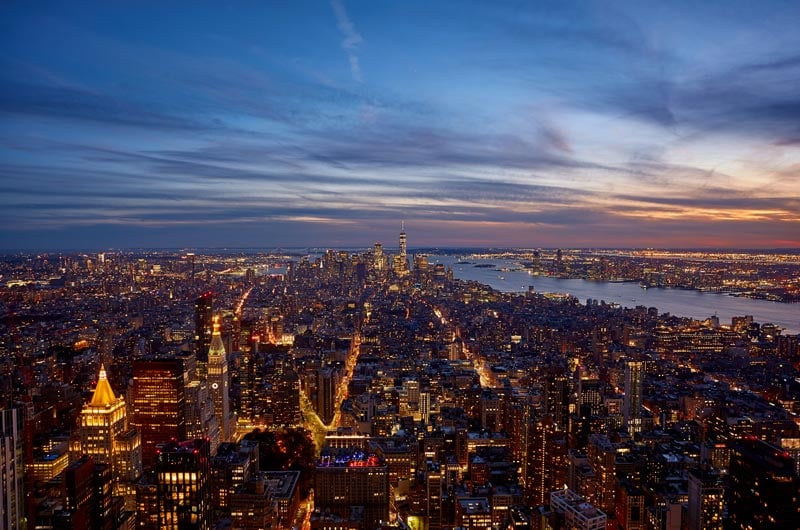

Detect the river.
[{"left": 430, "top": 255, "right": 800, "bottom": 335}]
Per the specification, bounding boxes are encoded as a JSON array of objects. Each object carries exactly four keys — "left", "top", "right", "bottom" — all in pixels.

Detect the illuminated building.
[
  {"left": 28, "top": 450, "right": 69, "bottom": 483},
  {"left": 208, "top": 316, "right": 233, "bottom": 441},
  {"left": 211, "top": 442, "right": 257, "bottom": 510},
  {"left": 455, "top": 497, "right": 492, "bottom": 530},
  {"left": 1, "top": 408, "right": 25, "bottom": 530},
  {"left": 314, "top": 448, "right": 389, "bottom": 530},
  {"left": 525, "top": 414, "right": 566, "bottom": 506},
  {"left": 615, "top": 482, "right": 644, "bottom": 530},
  {"left": 425, "top": 461, "right": 443, "bottom": 530},
  {"left": 156, "top": 439, "right": 211, "bottom": 530},
  {"left": 263, "top": 471, "right": 301, "bottom": 529},
  {"left": 686, "top": 468, "right": 723, "bottom": 530},
  {"left": 194, "top": 292, "right": 213, "bottom": 364},
  {"left": 549, "top": 488, "right": 606, "bottom": 530},
  {"left": 373, "top": 243, "right": 384, "bottom": 272},
  {"left": 229, "top": 476, "right": 274, "bottom": 530},
  {"left": 268, "top": 353, "right": 301, "bottom": 426},
  {"left": 587, "top": 434, "right": 616, "bottom": 514},
  {"left": 393, "top": 222, "right": 409, "bottom": 276},
  {"left": 55, "top": 456, "right": 113, "bottom": 530},
  {"left": 132, "top": 358, "right": 187, "bottom": 468},
  {"left": 726, "top": 438, "right": 799, "bottom": 530},
  {"left": 623, "top": 360, "right": 644, "bottom": 435},
  {"left": 78, "top": 365, "right": 141, "bottom": 498}
]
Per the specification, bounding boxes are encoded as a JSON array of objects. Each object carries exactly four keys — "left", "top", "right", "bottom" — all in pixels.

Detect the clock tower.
[{"left": 208, "top": 315, "right": 233, "bottom": 441}]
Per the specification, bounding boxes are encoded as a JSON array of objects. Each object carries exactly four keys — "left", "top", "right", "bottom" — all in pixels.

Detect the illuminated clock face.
[{"left": 211, "top": 382, "right": 219, "bottom": 390}]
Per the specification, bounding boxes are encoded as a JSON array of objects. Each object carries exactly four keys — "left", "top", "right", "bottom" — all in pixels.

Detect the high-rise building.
[
  {"left": 686, "top": 468, "right": 724, "bottom": 530},
  {"left": 1, "top": 408, "right": 25, "bottom": 530},
  {"left": 208, "top": 316, "right": 232, "bottom": 441},
  {"left": 194, "top": 292, "right": 213, "bottom": 363},
  {"left": 727, "top": 438, "right": 799, "bottom": 530},
  {"left": 132, "top": 358, "right": 188, "bottom": 468},
  {"left": 78, "top": 365, "right": 141, "bottom": 498},
  {"left": 55, "top": 456, "right": 114, "bottom": 530},
  {"left": 399, "top": 221, "right": 407, "bottom": 261},
  {"left": 156, "top": 439, "right": 211, "bottom": 530},
  {"left": 315, "top": 448, "right": 389, "bottom": 530},
  {"left": 623, "top": 360, "right": 644, "bottom": 435},
  {"left": 526, "top": 414, "right": 567, "bottom": 506}
]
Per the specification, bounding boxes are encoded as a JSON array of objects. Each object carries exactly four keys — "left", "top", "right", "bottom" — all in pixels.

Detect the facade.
[
  {"left": 1, "top": 408, "right": 25, "bottom": 530},
  {"left": 686, "top": 469, "right": 723, "bottom": 530},
  {"left": 132, "top": 358, "right": 188, "bottom": 468},
  {"left": 194, "top": 291, "right": 213, "bottom": 363},
  {"left": 550, "top": 488, "right": 606, "bottom": 530},
  {"left": 315, "top": 448, "right": 389, "bottom": 530},
  {"left": 78, "top": 365, "right": 141, "bottom": 499},
  {"left": 726, "top": 438, "right": 799, "bottom": 530},
  {"left": 156, "top": 439, "right": 212, "bottom": 530},
  {"left": 207, "top": 316, "right": 232, "bottom": 441},
  {"left": 623, "top": 360, "right": 644, "bottom": 435}
]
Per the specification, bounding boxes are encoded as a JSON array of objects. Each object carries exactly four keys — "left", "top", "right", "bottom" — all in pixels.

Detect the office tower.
[
  {"left": 425, "top": 462, "right": 443, "bottom": 530},
  {"left": 156, "top": 439, "right": 211, "bottom": 530},
  {"left": 1, "top": 408, "right": 25, "bottom": 530},
  {"left": 268, "top": 353, "right": 301, "bottom": 426},
  {"left": 78, "top": 364, "right": 141, "bottom": 497},
  {"left": 239, "top": 337, "right": 258, "bottom": 423},
  {"left": 727, "top": 438, "right": 799, "bottom": 530},
  {"left": 316, "top": 367, "right": 336, "bottom": 425},
  {"left": 194, "top": 291, "right": 213, "bottom": 363},
  {"left": 420, "top": 391, "right": 431, "bottom": 424},
  {"left": 399, "top": 221, "right": 407, "bottom": 261},
  {"left": 373, "top": 243, "right": 384, "bottom": 272},
  {"left": 55, "top": 456, "right": 114, "bottom": 530},
  {"left": 394, "top": 222, "right": 409, "bottom": 276},
  {"left": 615, "top": 482, "right": 645, "bottom": 530},
  {"left": 208, "top": 316, "right": 233, "bottom": 441},
  {"left": 587, "top": 434, "right": 617, "bottom": 515},
  {"left": 623, "top": 360, "right": 644, "bottom": 435},
  {"left": 132, "top": 358, "right": 187, "bottom": 468},
  {"left": 315, "top": 448, "right": 389, "bottom": 530},
  {"left": 686, "top": 468, "right": 723, "bottom": 530},
  {"left": 229, "top": 475, "right": 275, "bottom": 530},
  {"left": 549, "top": 489, "right": 606, "bottom": 530},
  {"left": 525, "top": 414, "right": 567, "bottom": 506},
  {"left": 544, "top": 368, "right": 570, "bottom": 429}
]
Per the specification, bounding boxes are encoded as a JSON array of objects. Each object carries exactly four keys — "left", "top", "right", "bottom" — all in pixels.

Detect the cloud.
[{"left": 330, "top": 0, "right": 364, "bottom": 82}]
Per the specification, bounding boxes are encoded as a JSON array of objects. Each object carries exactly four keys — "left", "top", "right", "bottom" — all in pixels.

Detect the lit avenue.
[{"left": 1, "top": 229, "right": 799, "bottom": 529}]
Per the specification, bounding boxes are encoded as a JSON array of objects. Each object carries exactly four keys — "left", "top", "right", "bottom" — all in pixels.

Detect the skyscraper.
[
  {"left": 156, "top": 439, "right": 211, "bottom": 530},
  {"left": 78, "top": 365, "right": 141, "bottom": 501},
  {"left": 399, "top": 221, "right": 407, "bottom": 261},
  {"left": 194, "top": 292, "right": 213, "bottom": 363},
  {"left": 132, "top": 358, "right": 188, "bottom": 468},
  {"left": 208, "top": 316, "right": 232, "bottom": 441},
  {"left": 623, "top": 360, "right": 644, "bottom": 435},
  {"left": 1, "top": 408, "right": 25, "bottom": 530},
  {"left": 687, "top": 468, "right": 724, "bottom": 530},
  {"left": 727, "top": 438, "right": 799, "bottom": 530}
]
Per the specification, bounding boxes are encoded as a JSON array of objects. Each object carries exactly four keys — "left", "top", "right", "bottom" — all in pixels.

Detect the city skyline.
[{"left": 2, "top": 1, "right": 800, "bottom": 249}]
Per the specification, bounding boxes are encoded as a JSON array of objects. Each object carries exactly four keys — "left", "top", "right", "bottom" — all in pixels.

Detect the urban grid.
[{"left": 1, "top": 226, "right": 799, "bottom": 530}]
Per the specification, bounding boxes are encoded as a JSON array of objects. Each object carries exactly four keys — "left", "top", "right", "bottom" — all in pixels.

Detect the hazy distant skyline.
[{"left": 2, "top": 1, "right": 799, "bottom": 249}]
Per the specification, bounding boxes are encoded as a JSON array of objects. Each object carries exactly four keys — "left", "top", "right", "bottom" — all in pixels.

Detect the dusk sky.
[{"left": 1, "top": 1, "right": 799, "bottom": 250}]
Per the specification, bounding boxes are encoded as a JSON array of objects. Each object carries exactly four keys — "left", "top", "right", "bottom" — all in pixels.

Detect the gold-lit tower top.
[{"left": 90, "top": 363, "right": 117, "bottom": 406}]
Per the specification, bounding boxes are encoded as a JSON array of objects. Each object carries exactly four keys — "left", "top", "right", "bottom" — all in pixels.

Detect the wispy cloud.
[{"left": 330, "top": 0, "right": 363, "bottom": 82}]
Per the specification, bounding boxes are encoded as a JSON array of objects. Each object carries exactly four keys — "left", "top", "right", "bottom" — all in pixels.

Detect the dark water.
[{"left": 432, "top": 255, "right": 800, "bottom": 334}]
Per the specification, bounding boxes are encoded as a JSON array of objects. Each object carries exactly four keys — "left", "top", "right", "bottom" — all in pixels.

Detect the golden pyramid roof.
[{"left": 90, "top": 364, "right": 117, "bottom": 406}]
